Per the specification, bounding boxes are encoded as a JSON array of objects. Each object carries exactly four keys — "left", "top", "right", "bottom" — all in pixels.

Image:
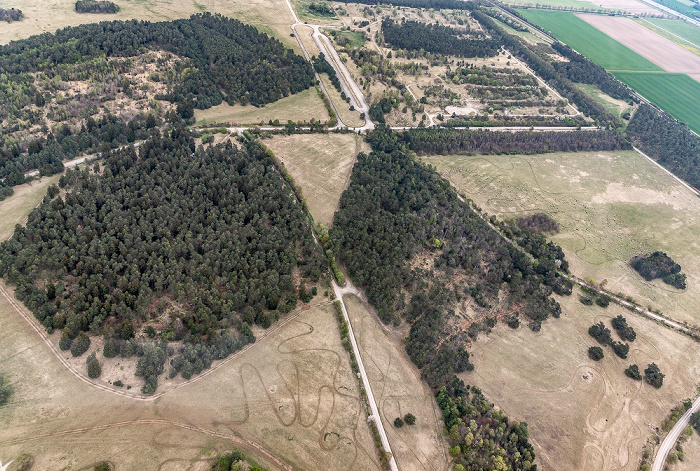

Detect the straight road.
[{"left": 332, "top": 280, "right": 399, "bottom": 471}]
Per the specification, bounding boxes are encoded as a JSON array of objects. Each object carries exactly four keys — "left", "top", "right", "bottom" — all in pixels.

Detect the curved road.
[{"left": 653, "top": 395, "right": 700, "bottom": 471}]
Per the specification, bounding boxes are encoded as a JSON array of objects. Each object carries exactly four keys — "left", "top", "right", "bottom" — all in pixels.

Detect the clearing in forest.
[
  {"left": 465, "top": 292, "right": 700, "bottom": 471},
  {"left": 264, "top": 133, "right": 367, "bottom": 227},
  {"left": 342, "top": 294, "right": 450, "bottom": 471},
  {"left": 425, "top": 150, "right": 700, "bottom": 327}
]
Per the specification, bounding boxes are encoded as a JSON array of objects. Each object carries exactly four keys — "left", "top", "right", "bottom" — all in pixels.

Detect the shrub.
[
  {"left": 595, "top": 294, "right": 610, "bottom": 308},
  {"left": 588, "top": 346, "right": 604, "bottom": 361},
  {"left": 113, "top": 380, "right": 124, "bottom": 387},
  {"left": 625, "top": 364, "right": 642, "bottom": 380},
  {"left": 611, "top": 315, "right": 636, "bottom": 342},
  {"left": 70, "top": 332, "right": 91, "bottom": 357},
  {"left": 579, "top": 295, "right": 593, "bottom": 306},
  {"left": 611, "top": 341, "right": 629, "bottom": 359},
  {"left": 93, "top": 462, "right": 111, "bottom": 471},
  {"left": 644, "top": 363, "right": 665, "bottom": 388},
  {"left": 588, "top": 322, "right": 612, "bottom": 345},
  {"left": 0, "top": 374, "right": 12, "bottom": 406},
  {"left": 449, "top": 445, "right": 461, "bottom": 456},
  {"left": 394, "top": 417, "right": 404, "bottom": 428},
  {"left": 404, "top": 413, "right": 416, "bottom": 425}
]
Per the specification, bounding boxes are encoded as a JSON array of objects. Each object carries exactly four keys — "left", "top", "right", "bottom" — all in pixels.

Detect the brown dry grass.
[
  {"left": 194, "top": 87, "right": 330, "bottom": 126},
  {"left": 264, "top": 133, "right": 366, "bottom": 227},
  {"left": 426, "top": 150, "right": 700, "bottom": 327},
  {"left": 0, "top": 175, "right": 61, "bottom": 241},
  {"left": 579, "top": 15, "right": 700, "bottom": 73},
  {"left": 343, "top": 294, "right": 451, "bottom": 471},
  {"left": 465, "top": 292, "right": 700, "bottom": 471}
]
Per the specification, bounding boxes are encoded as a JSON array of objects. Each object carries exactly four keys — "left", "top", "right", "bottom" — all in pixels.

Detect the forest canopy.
[
  {"left": 75, "top": 1, "right": 120, "bottom": 13},
  {"left": 0, "top": 128, "right": 323, "bottom": 389}
]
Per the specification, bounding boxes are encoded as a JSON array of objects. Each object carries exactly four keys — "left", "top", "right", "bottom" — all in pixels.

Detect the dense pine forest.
[
  {"left": 382, "top": 19, "right": 499, "bottom": 58},
  {"left": 330, "top": 126, "right": 569, "bottom": 387},
  {"left": 628, "top": 104, "right": 700, "bottom": 190},
  {"left": 0, "top": 128, "right": 323, "bottom": 392},
  {"left": 0, "top": 13, "right": 314, "bottom": 184},
  {"left": 400, "top": 128, "right": 631, "bottom": 155},
  {"left": 75, "top": 1, "right": 120, "bottom": 13}
]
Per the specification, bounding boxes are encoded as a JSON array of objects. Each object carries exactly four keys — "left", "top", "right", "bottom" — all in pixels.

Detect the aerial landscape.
[{"left": 0, "top": 0, "right": 699, "bottom": 469}]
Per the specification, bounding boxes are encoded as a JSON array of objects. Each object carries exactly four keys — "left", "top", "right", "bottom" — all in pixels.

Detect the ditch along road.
[{"left": 653, "top": 394, "right": 700, "bottom": 471}]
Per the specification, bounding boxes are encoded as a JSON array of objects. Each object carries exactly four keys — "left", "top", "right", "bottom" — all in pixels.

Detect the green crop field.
[
  {"left": 652, "top": 0, "right": 700, "bottom": 19},
  {"left": 613, "top": 72, "right": 700, "bottom": 133},
  {"left": 643, "top": 18, "right": 700, "bottom": 47},
  {"left": 517, "top": 10, "right": 662, "bottom": 72}
]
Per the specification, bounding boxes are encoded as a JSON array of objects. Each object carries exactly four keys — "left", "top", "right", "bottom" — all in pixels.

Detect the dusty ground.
[
  {"left": 0, "top": 0, "right": 300, "bottom": 52},
  {"left": 675, "top": 433, "right": 700, "bottom": 470},
  {"left": 466, "top": 292, "right": 700, "bottom": 471},
  {"left": 579, "top": 15, "right": 700, "bottom": 73},
  {"left": 343, "top": 294, "right": 451, "bottom": 471},
  {"left": 425, "top": 150, "right": 700, "bottom": 327},
  {"left": 264, "top": 133, "right": 366, "bottom": 227},
  {"left": 194, "top": 87, "right": 330, "bottom": 126}
]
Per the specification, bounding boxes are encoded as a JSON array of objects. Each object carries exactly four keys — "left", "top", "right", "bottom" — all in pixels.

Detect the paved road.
[
  {"left": 653, "top": 395, "right": 700, "bottom": 471},
  {"left": 332, "top": 280, "right": 399, "bottom": 471}
]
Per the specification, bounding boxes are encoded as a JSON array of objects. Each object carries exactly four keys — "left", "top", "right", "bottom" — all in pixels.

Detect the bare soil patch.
[
  {"left": 264, "top": 133, "right": 366, "bottom": 227},
  {"left": 578, "top": 14, "right": 700, "bottom": 73},
  {"left": 465, "top": 293, "right": 700, "bottom": 471},
  {"left": 343, "top": 294, "right": 450, "bottom": 471}
]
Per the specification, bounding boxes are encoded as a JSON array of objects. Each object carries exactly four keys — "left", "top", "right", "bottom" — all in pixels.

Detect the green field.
[
  {"left": 643, "top": 18, "right": 700, "bottom": 47},
  {"left": 613, "top": 72, "right": 700, "bottom": 133},
  {"left": 517, "top": 10, "right": 662, "bottom": 72},
  {"left": 652, "top": 0, "right": 700, "bottom": 19},
  {"left": 504, "top": 0, "right": 607, "bottom": 10}
]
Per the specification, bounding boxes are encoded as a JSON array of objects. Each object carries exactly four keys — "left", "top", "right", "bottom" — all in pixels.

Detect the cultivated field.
[
  {"left": 343, "top": 294, "right": 451, "bottom": 471},
  {"left": 0, "top": 0, "right": 300, "bottom": 51},
  {"left": 642, "top": 18, "right": 700, "bottom": 49},
  {"left": 503, "top": 0, "right": 608, "bottom": 10},
  {"left": 465, "top": 293, "right": 700, "bottom": 471},
  {"left": 518, "top": 10, "right": 663, "bottom": 72},
  {"left": 424, "top": 150, "right": 700, "bottom": 327},
  {"left": 264, "top": 133, "right": 367, "bottom": 227},
  {"left": 613, "top": 72, "right": 700, "bottom": 133},
  {"left": 579, "top": 15, "right": 700, "bottom": 74},
  {"left": 586, "top": 0, "right": 665, "bottom": 15},
  {"left": 194, "top": 87, "right": 330, "bottom": 126}
]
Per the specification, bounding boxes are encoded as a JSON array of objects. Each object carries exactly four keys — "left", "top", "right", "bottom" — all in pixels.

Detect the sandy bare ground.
[
  {"left": 579, "top": 15, "right": 700, "bottom": 73},
  {"left": 691, "top": 74, "right": 700, "bottom": 83},
  {"left": 586, "top": 0, "right": 664, "bottom": 15}
]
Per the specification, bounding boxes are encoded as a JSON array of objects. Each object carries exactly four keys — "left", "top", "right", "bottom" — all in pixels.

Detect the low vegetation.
[
  {"left": 211, "top": 448, "right": 267, "bottom": 470},
  {"left": 645, "top": 363, "right": 665, "bottom": 388},
  {"left": 631, "top": 251, "right": 687, "bottom": 289},
  {"left": 0, "top": 129, "right": 322, "bottom": 392},
  {"left": 75, "top": 0, "right": 120, "bottom": 13},
  {"left": 0, "top": 373, "right": 12, "bottom": 406},
  {"left": 588, "top": 346, "right": 604, "bottom": 361},
  {"left": 437, "top": 376, "right": 537, "bottom": 470}
]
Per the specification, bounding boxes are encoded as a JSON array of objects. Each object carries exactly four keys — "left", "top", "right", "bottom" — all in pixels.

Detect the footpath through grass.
[{"left": 613, "top": 72, "right": 700, "bottom": 133}]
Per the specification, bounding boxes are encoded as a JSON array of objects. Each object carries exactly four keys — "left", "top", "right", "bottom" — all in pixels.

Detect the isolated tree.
[
  {"left": 87, "top": 352, "right": 102, "bottom": 379},
  {"left": 404, "top": 413, "right": 416, "bottom": 425},
  {"left": 625, "top": 364, "right": 642, "bottom": 380},
  {"left": 588, "top": 346, "right": 604, "bottom": 361},
  {"left": 611, "top": 341, "right": 629, "bottom": 359},
  {"left": 394, "top": 417, "right": 404, "bottom": 428},
  {"left": 644, "top": 363, "right": 665, "bottom": 388}
]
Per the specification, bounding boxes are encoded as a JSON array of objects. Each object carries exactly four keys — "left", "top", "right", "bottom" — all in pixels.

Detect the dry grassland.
[
  {"left": 579, "top": 15, "right": 700, "bottom": 74},
  {"left": 676, "top": 435, "right": 700, "bottom": 470},
  {"left": 465, "top": 293, "right": 700, "bottom": 471},
  {"left": 0, "top": 0, "right": 300, "bottom": 51},
  {"left": 194, "top": 87, "right": 330, "bottom": 126},
  {"left": 425, "top": 151, "right": 700, "bottom": 327},
  {"left": 343, "top": 294, "right": 451, "bottom": 471},
  {"left": 319, "top": 73, "right": 366, "bottom": 128},
  {"left": 0, "top": 175, "right": 61, "bottom": 242},
  {"left": 264, "top": 133, "right": 366, "bottom": 227}
]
